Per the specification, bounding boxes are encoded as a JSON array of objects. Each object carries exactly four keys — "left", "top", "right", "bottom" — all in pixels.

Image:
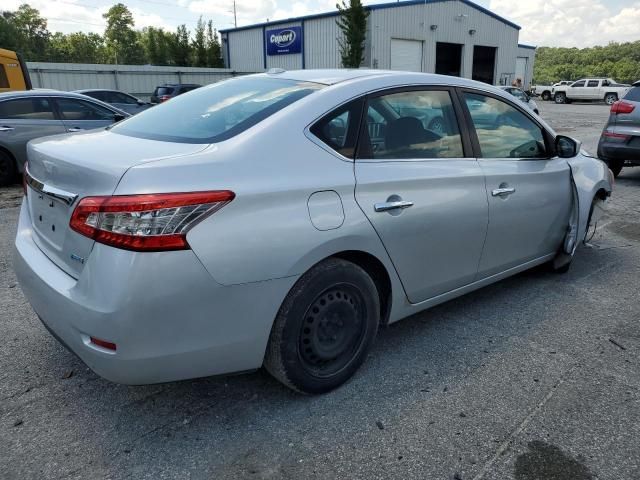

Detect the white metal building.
[{"left": 220, "top": 0, "right": 536, "bottom": 88}]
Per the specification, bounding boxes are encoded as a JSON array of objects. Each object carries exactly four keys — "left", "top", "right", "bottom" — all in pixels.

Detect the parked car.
[
  {"left": 500, "top": 86, "right": 539, "bottom": 114},
  {"left": 0, "top": 90, "right": 128, "bottom": 186},
  {"left": 14, "top": 70, "right": 613, "bottom": 394},
  {"left": 597, "top": 80, "right": 640, "bottom": 177},
  {"left": 552, "top": 78, "right": 631, "bottom": 105},
  {"left": 75, "top": 89, "right": 152, "bottom": 115},
  {"left": 150, "top": 83, "right": 201, "bottom": 103},
  {"left": 532, "top": 81, "right": 572, "bottom": 101}
]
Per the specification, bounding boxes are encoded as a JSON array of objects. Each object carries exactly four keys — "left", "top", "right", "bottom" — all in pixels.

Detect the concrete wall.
[{"left": 25, "top": 63, "right": 253, "bottom": 101}]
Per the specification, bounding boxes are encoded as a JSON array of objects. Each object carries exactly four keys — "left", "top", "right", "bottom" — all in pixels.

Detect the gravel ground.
[{"left": 1, "top": 102, "right": 639, "bottom": 480}]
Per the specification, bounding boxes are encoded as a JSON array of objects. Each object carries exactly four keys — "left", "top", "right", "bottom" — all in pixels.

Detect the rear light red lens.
[
  {"left": 69, "top": 191, "right": 234, "bottom": 251},
  {"left": 90, "top": 337, "right": 117, "bottom": 351},
  {"left": 602, "top": 131, "right": 630, "bottom": 140},
  {"left": 160, "top": 95, "right": 171, "bottom": 102},
  {"left": 611, "top": 101, "right": 635, "bottom": 114}
]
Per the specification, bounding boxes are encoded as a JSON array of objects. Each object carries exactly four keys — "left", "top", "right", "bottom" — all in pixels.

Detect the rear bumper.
[
  {"left": 13, "top": 200, "right": 296, "bottom": 384},
  {"left": 598, "top": 141, "right": 640, "bottom": 165}
]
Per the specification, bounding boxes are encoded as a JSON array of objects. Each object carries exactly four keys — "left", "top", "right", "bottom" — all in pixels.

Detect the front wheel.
[
  {"left": 554, "top": 93, "right": 566, "bottom": 104},
  {"left": 604, "top": 93, "right": 618, "bottom": 105},
  {"left": 264, "top": 258, "right": 380, "bottom": 394},
  {"left": 541, "top": 91, "right": 551, "bottom": 101}
]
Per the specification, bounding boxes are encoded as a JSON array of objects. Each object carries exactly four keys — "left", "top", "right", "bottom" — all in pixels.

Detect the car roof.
[
  {"left": 0, "top": 89, "right": 130, "bottom": 115},
  {"left": 157, "top": 83, "right": 201, "bottom": 87},
  {"left": 74, "top": 89, "right": 131, "bottom": 94}
]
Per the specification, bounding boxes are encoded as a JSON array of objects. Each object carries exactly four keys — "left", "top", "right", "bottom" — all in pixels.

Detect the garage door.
[
  {"left": 515, "top": 57, "right": 528, "bottom": 84},
  {"left": 390, "top": 39, "right": 423, "bottom": 72}
]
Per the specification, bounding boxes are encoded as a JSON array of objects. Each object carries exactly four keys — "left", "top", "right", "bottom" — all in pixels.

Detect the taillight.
[
  {"left": 602, "top": 131, "right": 630, "bottom": 141},
  {"left": 611, "top": 101, "right": 635, "bottom": 114},
  {"left": 160, "top": 95, "right": 171, "bottom": 102},
  {"left": 69, "top": 191, "right": 234, "bottom": 251}
]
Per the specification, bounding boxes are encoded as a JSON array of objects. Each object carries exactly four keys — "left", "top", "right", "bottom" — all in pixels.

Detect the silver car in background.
[
  {"left": 0, "top": 90, "right": 128, "bottom": 186},
  {"left": 500, "top": 86, "right": 540, "bottom": 115},
  {"left": 14, "top": 70, "right": 612, "bottom": 394}
]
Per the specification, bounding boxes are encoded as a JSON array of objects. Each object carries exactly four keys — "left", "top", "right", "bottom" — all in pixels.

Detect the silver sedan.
[{"left": 14, "top": 70, "right": 613, "bottom": 394}]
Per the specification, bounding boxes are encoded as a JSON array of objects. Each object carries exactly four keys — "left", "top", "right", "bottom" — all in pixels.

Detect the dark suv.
[
  {"left": 598, "top": 80, "right": 640, "bottom": 177},
  {"left": 150, "top": 83, "right": 201, "bottom": 104}
]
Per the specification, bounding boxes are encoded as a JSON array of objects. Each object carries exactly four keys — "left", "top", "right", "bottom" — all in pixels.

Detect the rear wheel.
[
  {"left": 554, "top": 93, "right": 566, "bottom": 104},
  {"left": 264, "top": 258, "right": 380, "bottom": 394},
  {"left": 0, "top": 150, "right": 17, "bottom": 187},
  {"left": 542, "top": 91, "right": 551, "bottom": 101},
  {"left": 604, "top": 93, "right": 618, "bottom": 105}
]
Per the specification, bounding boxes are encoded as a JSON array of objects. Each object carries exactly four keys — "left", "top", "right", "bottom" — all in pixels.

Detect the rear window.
[
  {"left": 0, "top": 65, "right": 9, "bottom": 89},
  {"left": 624, "top": 87, "right": 640, "bottom": 102},
  {"left": 113, "top": 77, "right": 324, "bottom": 143},
  {"left": 155, "top": 87, "right": 175, "bottom": 96},
  {"left": 0, "top": 97, "right": 55, "bottom": 120}
]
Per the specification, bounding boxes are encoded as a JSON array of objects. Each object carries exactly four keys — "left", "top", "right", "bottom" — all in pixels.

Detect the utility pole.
[{"left": 233, "top": 0, "right": 237, "bottom": 28}]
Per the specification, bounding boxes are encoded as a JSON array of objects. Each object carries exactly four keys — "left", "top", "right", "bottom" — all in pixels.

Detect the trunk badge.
[{"left": 70, "top": 254, "right": 85, "bottom": 264}]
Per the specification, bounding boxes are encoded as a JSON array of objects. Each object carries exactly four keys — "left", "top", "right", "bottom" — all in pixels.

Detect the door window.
[
  {"left": 464, "top": 92, "right": 548, "bottom": 159},
  {"left": 357, "top": 90, "right": 464, "bottom": 159},
  {"left": 587, "top": 80, "right": 599, "bottom": 87},
  {"left": 0, "top": 97, "right": 55, "bottom": 120},
  {"left": 55, "top": 98, "right": 115, "bottom": 121},
  {"left": 572, "top": 80, "right": 586, "bottom": 87},
  {"left": 310, "top": 99, "right": 363, "bottom": 158}
]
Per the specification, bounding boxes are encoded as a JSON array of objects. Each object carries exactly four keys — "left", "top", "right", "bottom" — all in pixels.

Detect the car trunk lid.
[{"left": 26, "top": 129, "right": 208, "bottom": 278}]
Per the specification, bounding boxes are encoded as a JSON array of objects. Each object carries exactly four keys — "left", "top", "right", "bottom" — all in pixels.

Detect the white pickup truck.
[
  {"left": 552, "top": 78, "right": 631, "bottom": 105},
  {"left": 532, "top": 81, "right": 572, "bottom": 101}
]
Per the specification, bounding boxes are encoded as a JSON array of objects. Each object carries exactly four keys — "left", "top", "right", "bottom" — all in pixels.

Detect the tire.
[
  {"left": 0, "top": 150, "right": 17, "bottom": 187},
  {"left": 427, "top": 117, "right": 445, "bottom": 134},
  {"left": 606, "top": 158, "right": 624, "bottom": 177},
  {"left": 554, "top": 93, "right": 566, "bottom": 104},
  {"left": 542, "top": 91, "right": 551, "bottom": 101},
  {"left": 604, "top": 93, "right": 618, "bottom": 106},
  {"left": 264, "top": 258, "right": 380, "bottom": 394}
]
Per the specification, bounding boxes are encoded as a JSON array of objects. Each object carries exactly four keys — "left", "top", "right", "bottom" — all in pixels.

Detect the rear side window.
[
  {"left": 83, "top": 91, "right": 107, "bottom": 101},
  {"left": 0, "top": 65, "right": 9, "bottom": 89},
  {"left": 587, "top": 80, "right": 599, "bottom": 87},
  {"left": 310, "top": 99, "right": 363, "bottom": 158},
  {"left": 113, "top": 77, "right": 324, "bottom": 143},
  {"left": 624, "top": 87, "right": 640, "bottom": 102},
  {"left": 0, "top": 98, "right": 55, "bottom": 120},
  {"left": 357, "top": 89, "right": 464, "bottom": 160},
  {"left": 155, "top": 87, "right": 174, "bottom": 96}
]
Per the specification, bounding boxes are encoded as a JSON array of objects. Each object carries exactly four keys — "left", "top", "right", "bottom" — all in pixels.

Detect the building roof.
[
  {"left": 220, "top": 0, "right": 521, "bottom": 33},
  {"left": 518, "top": 44, "right": 537, "bottom": 50}
]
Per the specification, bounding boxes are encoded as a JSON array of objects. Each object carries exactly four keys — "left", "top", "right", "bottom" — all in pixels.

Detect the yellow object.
[{"left": 0, "top": 48, "right": 32, "bottom": 92}]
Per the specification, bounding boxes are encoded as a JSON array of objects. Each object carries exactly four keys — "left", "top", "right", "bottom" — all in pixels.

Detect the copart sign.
[{"left": 266, "top": 26, "right": 302, "bottom": 55}]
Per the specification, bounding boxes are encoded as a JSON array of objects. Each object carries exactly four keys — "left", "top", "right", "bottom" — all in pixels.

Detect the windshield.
[{"left": 114, "top": 77, "right": 324, "bottom": 143}]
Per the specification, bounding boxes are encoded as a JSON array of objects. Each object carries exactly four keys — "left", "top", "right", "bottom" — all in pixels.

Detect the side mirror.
[
  {"left": 113, "top": 113, "right": 126, "bottom": 122},
  {"left": 556, "top": 135, "right": 581, "bottom": 158},
  {"left": 137, "top": 100, "right": 147, "bottom": 106}
]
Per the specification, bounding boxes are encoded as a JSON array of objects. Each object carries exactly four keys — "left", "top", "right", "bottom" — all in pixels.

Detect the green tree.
[
  {"left": 335, "top": 0, "right": 368, "bottom": 68},
  {"left": 140, "top": 27, "right": 171, "bottom": 65},
  {"left": 102, "top": 3, "right": 144, "bottom": 64},
  {"left": 206, "top": 21, "right": 224, "bottom": 68},
  {"left": 0, "top": 12, "right": 21, "bottom": 52},
  {"left": 170, "top": 24, "right": 191, "bottom": 66},
  {"left": 10, "top": 4, "right": 50, "bottom": 61},
  {"left": 192, "top": 16, "right": 207, "bottom": 67}
]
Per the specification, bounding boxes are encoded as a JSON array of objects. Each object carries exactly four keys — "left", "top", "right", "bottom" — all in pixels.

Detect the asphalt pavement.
[{"left": 1, "top": 101, "right": 639, "bottom": 479}]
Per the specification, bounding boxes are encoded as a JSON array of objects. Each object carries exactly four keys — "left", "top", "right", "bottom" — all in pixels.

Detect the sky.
[{"left": 3, "top": 0, "right": 640, "bottom": 48}]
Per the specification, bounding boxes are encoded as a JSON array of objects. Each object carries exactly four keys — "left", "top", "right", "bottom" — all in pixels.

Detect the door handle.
[
  {"left": 374, "top": 200, "right": 414, "bottom": 212},
  {"left": 0, "top": 126, "right": 15, "bottom": 132},
  {"left": 491, "top": 187, "right": 516, "bottom": 197},
  {"left": 68, "top": 127, "right": 83, "bottom": 132}
]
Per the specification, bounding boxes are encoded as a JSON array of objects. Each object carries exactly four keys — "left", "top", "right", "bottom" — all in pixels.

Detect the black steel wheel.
[{"left": 265, "top": 258, "right": 380, "bottom": 394}]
